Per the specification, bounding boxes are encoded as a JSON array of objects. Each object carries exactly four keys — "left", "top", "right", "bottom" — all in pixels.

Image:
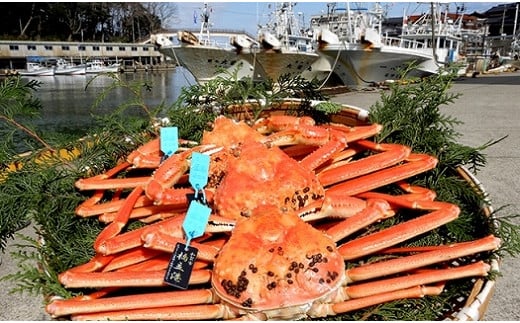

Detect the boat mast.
[
  {"left": 430, "top": 2, "right": 438, "bottom": 64},
  {"left": 513, "top": 3, "right": 519, "bottom": 57},
  {"left": 199, "top": 3, "right": 211, "bottom": 42}
]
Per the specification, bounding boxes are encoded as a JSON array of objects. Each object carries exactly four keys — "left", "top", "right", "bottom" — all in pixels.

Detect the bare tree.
[
  {"left": 143, "top": 2, "right": 178, "bottom": 31},
  {"left": 19, "top": 3, "right": 38, "bottom": 38}
]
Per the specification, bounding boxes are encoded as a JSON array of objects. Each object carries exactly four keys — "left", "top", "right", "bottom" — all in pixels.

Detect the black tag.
[{"left": 164, "top": 242, "right": 198, "bottom": 289}]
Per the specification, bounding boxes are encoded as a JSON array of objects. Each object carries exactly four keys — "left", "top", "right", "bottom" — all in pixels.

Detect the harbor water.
[{"left": 22, "top": 68, "right": 196, "bottom": 134}]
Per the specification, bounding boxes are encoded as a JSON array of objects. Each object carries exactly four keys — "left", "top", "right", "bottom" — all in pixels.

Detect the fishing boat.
[
  {"left": 152, "top": 4, "right": 260, "bottom": 84},
  {"left": 54, "top": 58, "right": 87, "bottom": 75},
  {"left": 312, "top": 3, "right": 466, "bottom": 87},
  {"left": 86, "top": 59, "right": 121, "bottom": 74},
  {"left": 19, "top": 62, "right": 55, "bottom": 76},
  {"left": 248, "top": 2, "right": 323, "bottom": 82}
]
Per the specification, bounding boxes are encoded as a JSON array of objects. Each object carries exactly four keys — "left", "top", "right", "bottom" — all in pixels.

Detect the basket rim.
[{"left": 448, "top": 165, "right": 500, "bottom": 321}]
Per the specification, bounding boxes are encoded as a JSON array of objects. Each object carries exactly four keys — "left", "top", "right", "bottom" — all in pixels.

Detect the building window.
[
  {"left": 131, "top": 46, "right": 137, "bottom": 51},
  {"left": 119, "top": 46, "right": 126, "bottom": 51},
  {"left": 44, "top": 45, "right": 53, "bottom": 50},
  {"left": 62, "top": 45, "right": 70, "bottom": 50},
  {"left": 143, "top": 47, "right": 149, "bottom": 51},
  {"left": 106, "top": 46, "right": 113, "bottom": 51},
  {"left": 9, "top": 45, "right": 19, "bottom": 50},
  {"left": 27, "top": 45, "right": 37, "bottom": 50},
  {"left": 78, "top": 46, "right": 86, "bottom": 51},
  {"left": 92, "top": 46, "right": 100, "bottom": 51}
]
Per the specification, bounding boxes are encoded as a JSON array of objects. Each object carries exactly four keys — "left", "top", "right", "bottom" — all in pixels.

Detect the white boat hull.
[
  {"left": 19, "top": 62, "right": 55, "bottom": 76},
  {"left": 251, "top": 50, "right": 320, "bottom": 82},
  {"left": 55, "top": 66, "right": 87, "bottom": 75},
  {"left": 19, "top": 69, "right": 55, "bottom": 76},
  {"left": 86, "top": 67, "right": 120, "bottom": 74},
  {"left": 160, "top": 44, "right": 258, "bottom": 83},
  {"left": 319, "top": 43, "right": 433, "bottom": 87}
]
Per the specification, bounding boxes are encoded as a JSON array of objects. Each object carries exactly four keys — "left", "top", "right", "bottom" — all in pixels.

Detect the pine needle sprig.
[
  {"left": 367, "top": 66, "right": 504, "bottom": 245},
  {"left": 0, "top": 76, "right": 56, "bottom": 153},
  {"left": 489, "top": 206, "right": 520, "bottom": 258},
  {"left": 1, "top": 235, "right": 74, "bottom": 298}
]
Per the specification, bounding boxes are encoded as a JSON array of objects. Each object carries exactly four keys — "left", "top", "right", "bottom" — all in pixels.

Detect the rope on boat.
[
  {"left": 317, "top": 40, "right": 376, "bottom": 89},
  {"left": 171, "top": 47, "right": 196, "bottom": 86},
  {"left": 317, "top": 44, "right": 342, "bottom": 90}
]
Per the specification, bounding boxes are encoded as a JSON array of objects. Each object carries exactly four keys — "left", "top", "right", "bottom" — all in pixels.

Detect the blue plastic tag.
[
  {"left": 160, "top": 127, "right": 178, "bottom": 157},
  {"left": 189, "top": 152, "right": 210, "bottom": 201},
  {"left": 164, "top": 242, "right": 198, "bottom": 289},
  {"left": 183, "top": 200, "right": 211, "bottom": 247}
]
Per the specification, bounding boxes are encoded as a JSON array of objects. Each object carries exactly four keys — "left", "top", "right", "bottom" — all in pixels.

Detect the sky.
[{"left": 168, "top": 1, "right": 513, "bottom": 35}]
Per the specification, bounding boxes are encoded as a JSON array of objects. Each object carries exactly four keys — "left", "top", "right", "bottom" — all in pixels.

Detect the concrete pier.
[{"left": 0, "top": 71, "right": 519, "bottom": 320}]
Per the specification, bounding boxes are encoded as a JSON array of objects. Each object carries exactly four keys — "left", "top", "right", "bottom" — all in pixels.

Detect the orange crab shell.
[
  {"left": 201, "top": 116, "right": 326, "bottom": 220},
  {"left": 201, "top": 116, "right": 265, "bottom": 147},
  {"left": 213, "top": 140, "right": 325, "bottom": 219},
  {"left": 211, "top": 206, "right": 345, "bottom": 311}
]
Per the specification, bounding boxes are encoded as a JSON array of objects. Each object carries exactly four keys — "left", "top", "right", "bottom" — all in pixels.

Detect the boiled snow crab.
[{"left": 45, "top": 104, "right": 500, "bottom": 320}]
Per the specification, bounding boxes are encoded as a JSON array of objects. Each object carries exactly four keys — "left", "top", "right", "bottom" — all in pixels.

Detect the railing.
[
  {"left": 381, "top": 36, "right": 427, "bottom": 50},
  {"left": 198, "top": 37, "right": 235, "bottom": 50}
]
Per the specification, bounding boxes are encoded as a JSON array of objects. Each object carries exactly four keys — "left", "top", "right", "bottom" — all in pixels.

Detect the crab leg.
[
  {"left": 96, "top": 213, "right": 186, "bottom": 255},
  {"left": 324, "top": 198, "right": 395, "bottom": 241},
  {"left": 75, "top": 190, "right": 105, "bottom": 215},
  {"left": 66, "top": 254, "right": 116, "bottom": 273},
  {"left": 74, "top": 158, "right": 150, "bottom": 190},
  {"left": 345, "top": 235, "right": 500, "bottom": 282},
  {"left": 58, "top": 268, "right": 211, "bottom": 288},
  {"left": 97, "top": 213, "right": 228, "bottom": 256},
  {"left": 326, "top": 153, "right": 438, "bottom": 196},
  {"left": 297, "top": 193, "right": 375, "bottom": 222},
  {"left": 76, "top": 188, "right": 199, "bottom": 217},
  {"left": 71, "top": 304, "right": 238, "bottom": 321},
  {"left": 298, "top": 129, "right": 349, "bottom": 171},
  {"left": 324, "top": 183, "right": 438, "bottom": 241},
  {"left": 101, "top": 247, "right": 164, "bottom": 272},
  {"left": 93, "top": 186, "right": 144, "bottom": 252},
  {"left": 121, "top": 255, "right": 210, "bottom": 273},
  {"left": 98, "top": 205, "right": 186, "bottom": 223},
  {"left": 76, "top": 194, "right": 152, "bottom": 217},
  {"left": 310, "top": 284, "right": 444, "bottom": 318},
  {"left": 143, "top": 231, "right": 221, "bottom": 262},
  {"left": 318, "top": 140, "right": 412, "bottom": 187},
  {"left": 356, "top": 183, "right": 438, "bottom": 208},
  {"left": 76, "top": 176, "right": 152, "bottom": 190},
  {"left": 335, "top": 200, "right": 460, "bottom": 260},
  {"left": 126, "top": 138, "right": 162, "bottom": 168},
  {"left": 325, "top": 123, "right": 382, "bottom": 142},
  {"left": 46, "top": 289, "right": 218, "bottom": 318},
  {"left": 116, "top": 254, "right": 174, "bottom": 272},
  {"left": 344, "top": 261, "right": 490, "bottom": 299},
  {"left": 145, "top": 147, "right": 216, "bottom": 205}
]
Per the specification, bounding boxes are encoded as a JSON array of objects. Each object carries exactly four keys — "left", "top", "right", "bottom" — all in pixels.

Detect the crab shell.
[
  {"left": 201, "top": 117, "right": 326, "bottom": 220},
  {"left": 211, "top": 206, "right": 345, "bottom": 313}
]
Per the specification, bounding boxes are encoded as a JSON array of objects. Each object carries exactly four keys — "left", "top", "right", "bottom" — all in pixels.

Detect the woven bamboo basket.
[
  {"left": 7, "top": 98, "right": 497, "bottom": 320},
  {"left": 225, "top": 98, "right": 499, "bottom": 320}
]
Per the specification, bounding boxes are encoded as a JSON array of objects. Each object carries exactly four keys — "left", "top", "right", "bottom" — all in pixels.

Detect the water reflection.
[{"left": 23, "top": 69, "right": 194, "bottom": 133}]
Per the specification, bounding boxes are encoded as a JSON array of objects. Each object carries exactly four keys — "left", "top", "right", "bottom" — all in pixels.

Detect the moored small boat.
[
  {"left": 55, "top": 59, "right": 87, "bottom": 75},
  {"left": 86, "top": 59, "right": 121, "bottom": 74},
  {"left": 19, "top": 62, "right": 55, "bottom": 76}
]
